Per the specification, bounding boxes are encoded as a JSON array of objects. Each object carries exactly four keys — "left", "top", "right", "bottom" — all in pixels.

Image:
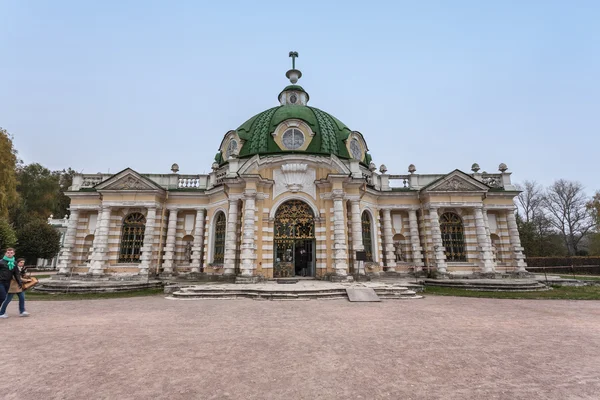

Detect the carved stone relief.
[
  {"left": 433, "top": 177, "right": 480, "bottom": 192},
  {"left": 273, "top": 163, "right": 316, "bottom": 200},
  {"left": 106, "top": 175, "right": 154, "bottom": 190}
]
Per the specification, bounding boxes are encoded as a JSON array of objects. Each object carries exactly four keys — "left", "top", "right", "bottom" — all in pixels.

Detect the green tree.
[
  {"left": 10, "top": 164, "right": 77, "bottom": 228},
  {"left": 54, "top": 167, "right": 76, "bottom": 218},
  {"left": 15, "top": 163, "right": 61, "bottom": 221},
  {"left": 0, "top": 218, "right": 17, "bottom": 252},
  {"left": 16, "top": 219, "right": 61, "bottom": 263},
  {"left": 0, "top": 127, "right": 19, "bottom": 219},
  {"left": 588, "top": 191, "right": 600, "bottom": 225}
]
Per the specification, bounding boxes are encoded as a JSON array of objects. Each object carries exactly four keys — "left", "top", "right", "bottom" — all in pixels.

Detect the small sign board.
[{"left": 355, "top": 251, "right": 367, "bottom": 261}]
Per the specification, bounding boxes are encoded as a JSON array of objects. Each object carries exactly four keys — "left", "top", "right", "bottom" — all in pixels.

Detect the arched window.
[
  {"left": 440, "top": 212, "right": 466, "bottom": 262},
  {"left": 212, "top": 211, "right": 226, "bottom": 264},
  {"left": 119, "top": 213, "right": 146, "bottom": 263},
  {"left": 361, "top": 211, "right": 374, "bottom": 262}
]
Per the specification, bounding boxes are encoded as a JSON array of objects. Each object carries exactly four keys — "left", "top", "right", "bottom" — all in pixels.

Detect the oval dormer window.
[
  {"left": 290, "top": 94, "right": 297, "bottom": 104},
  {"left": 350, "top": 138, "right": 362, "bottom": 161},
  {"left": 282, "top": 128, "right": 305, "bottom": 150},
  {"left": 226, "top": 139, "right": 238, "bottom": 159}
]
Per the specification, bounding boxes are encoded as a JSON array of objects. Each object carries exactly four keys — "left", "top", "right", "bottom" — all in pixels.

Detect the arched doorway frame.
[{"left": 273, "top": 199, "right": 316, "bottom": 278}]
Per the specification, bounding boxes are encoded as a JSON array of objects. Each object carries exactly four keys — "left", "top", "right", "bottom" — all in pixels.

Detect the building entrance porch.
[
  {"left": 274, "top": 238, "right": 315, "bottom": 278},
  {"left": 273, "top": 199, "right": 316, "bottom": 278}
]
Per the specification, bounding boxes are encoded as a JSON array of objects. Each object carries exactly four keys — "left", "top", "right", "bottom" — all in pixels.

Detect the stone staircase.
[
  {"left": 169, "top": 284, "right": 422, "bottom": 300},
  {"left": 34, "top": 279, "right": 164, "bottom": 294},
  {"left": 424, "top": 278, "right": 549, "bottom": 292}
]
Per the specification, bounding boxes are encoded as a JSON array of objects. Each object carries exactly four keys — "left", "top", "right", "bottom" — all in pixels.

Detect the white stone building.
[{"left": 57, "top": 55, "right": 527, "bottom": 280}]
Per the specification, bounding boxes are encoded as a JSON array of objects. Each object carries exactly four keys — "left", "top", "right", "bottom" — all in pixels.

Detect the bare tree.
[
  {"left": 543, "top": 179, "right": 596, "bottom": 255},
  {"left": 515, "top": 181, "right": 544, "bottom": 223}
]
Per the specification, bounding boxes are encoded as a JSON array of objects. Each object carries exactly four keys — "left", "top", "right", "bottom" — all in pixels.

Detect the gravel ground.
[{"left": 1, "top": 296, "right": 599, "bottom": 400}]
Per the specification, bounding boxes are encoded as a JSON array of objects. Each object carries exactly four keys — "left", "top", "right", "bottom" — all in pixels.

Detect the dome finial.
[
  {"left": 289, "top": 51, "right": 298, "bottom": 69},
  {"left": 286, "top": 51, "right": 302, "bottom": 84}
]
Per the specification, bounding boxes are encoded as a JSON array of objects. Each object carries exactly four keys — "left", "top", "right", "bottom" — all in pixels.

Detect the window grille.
[
  {"left": 119, "top": 213, "right": 146, "bottom": 263},
  {"left": 440, "top": 212, "right": 466, "bottom": 262}
]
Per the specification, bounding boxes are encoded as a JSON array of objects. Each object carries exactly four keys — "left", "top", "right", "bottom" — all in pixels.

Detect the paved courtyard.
[{"left": 1, "top": 296, "right": 599, "bottom": 400}]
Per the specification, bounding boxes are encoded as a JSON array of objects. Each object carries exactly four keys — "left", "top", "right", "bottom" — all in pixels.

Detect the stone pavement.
[{"left": 1, "top": 296, "right": 599, "bottom": 400}]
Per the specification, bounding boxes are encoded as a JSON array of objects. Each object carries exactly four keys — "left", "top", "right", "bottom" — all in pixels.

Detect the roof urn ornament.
[
  {"left": 498, "top": 163, "right": 508, "bottom": 172},
  {"left": 171, "top": 163, "right": 180, "bottom": 173},
  {"left": 211, "top": 162, "right": 219, "bottom": 171},
  {"left": 471, "top": 163, "right": 480, "bottom": 173},
  {"left": 369, "top": 162, "right": 377, "bottom": 172},
  {"left": 379, "top": 164, "right": 388, "bottom": 174},
  {"left": 408, "top": 164, "right": 416, "bottom": 174},
  {"left": 286, "top": 51, "right": 302, "bottom": 84}
]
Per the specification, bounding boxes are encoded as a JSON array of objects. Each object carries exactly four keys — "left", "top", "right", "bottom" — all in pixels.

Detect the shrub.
[
  {"left": 16, "top": 218, "right": 61, "bottom": 262},
  {"left": 0, "top": 218, "right": 17, "bottom": 252}
]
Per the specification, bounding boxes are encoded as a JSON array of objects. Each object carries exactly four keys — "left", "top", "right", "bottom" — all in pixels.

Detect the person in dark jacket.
[
  {"left": 0, "top": 258, "right": 30, "bottom": 317},
  {"left": 0, "top": 248, "right": 23, "bottom": 319}
]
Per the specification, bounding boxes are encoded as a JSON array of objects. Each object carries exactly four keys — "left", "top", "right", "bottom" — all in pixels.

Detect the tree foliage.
[
  {"left": 588, "top": 191, "right": 600, "bottom": 226},
  {"left": 0, "top": 127, "right": 19, "bottom": 219},
  {"left": 16, "top": 219, "right": 61, "bottom": 262},
  {"left": 0, "top": 218, "right": 17, "bottom": 252},
  {"left": 516, "top": 179, "right": 597, "bottom": 257},
  {"left": 544, "top": 180, "right": 595, "bottom": 255},
  {"left": 516, "top": 181, "right": 544, "bottom": 223},
  {"left": 15, "top": 163, "right": 61, "bottom": 220},
  {"left": 55, "top": 167, "right": 76, "bottom": 218},
  {"left": 9, "top": 164, "right": 76, "bottom": 229}
]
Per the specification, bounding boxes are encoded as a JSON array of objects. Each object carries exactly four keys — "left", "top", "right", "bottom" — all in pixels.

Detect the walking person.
[
  {"left": 0, "top": 248, "right": 23, "bottom": 319},
  {"left": 0, "top": 258, "right": 30, "bottom": 318}
]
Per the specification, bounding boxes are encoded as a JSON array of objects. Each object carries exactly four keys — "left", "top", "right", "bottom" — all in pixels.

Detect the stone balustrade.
[
  {"left": 388, "top": 175, "right": 410, "bottom": 188},
  {"left": 178, "top": 176, "right": 202, "bottom": 188}
]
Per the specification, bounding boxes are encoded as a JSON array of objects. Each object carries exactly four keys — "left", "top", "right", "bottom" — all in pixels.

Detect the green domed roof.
[
  {"left": 278, "top": 85, "right": 310, "bottom": 101},
  {"left": 214, "top": 58, "right": 372, "bottom": 166},
  {"left": 233, "top": 105, "right": 356, "bottom": 160}
]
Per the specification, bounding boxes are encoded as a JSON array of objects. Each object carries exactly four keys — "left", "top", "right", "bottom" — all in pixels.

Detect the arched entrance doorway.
[{"left": 273, "top": 200, "right": 315, "bottom": 278}]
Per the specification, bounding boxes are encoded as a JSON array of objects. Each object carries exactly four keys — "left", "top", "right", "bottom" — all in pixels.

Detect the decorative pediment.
[
  {"left": 95, "top": 168, "right": 164, "bottom": 192},
  {"left": 422, "top": 170, "right": 488, "bottom": 192},
  {"left": 273, "top": 163, "right": 317, "bottom": 200}
]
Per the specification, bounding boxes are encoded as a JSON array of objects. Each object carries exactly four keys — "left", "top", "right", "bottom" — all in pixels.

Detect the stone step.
[
  {"left": 34, "top": 281, "right": 163, "bottom": 294},
  {"left": 424, "top": 282, "right": 549, "bottom": 292},
  {"left": 171, "top": 286, "right": 421, "bottom": 300}
]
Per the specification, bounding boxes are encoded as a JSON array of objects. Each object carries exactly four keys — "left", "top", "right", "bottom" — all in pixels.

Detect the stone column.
[
  {"left": 223, "top": 198, "right": 239, "bottom": 276},
  {"left": 240, "top": 191, "right": 257, "bottom": 277},
  {"left": 89, "top": 206, "right": 112, "bottom": 276},
  {"left": 382, "top": 208, "right": 396, "bottom": 271},
  {"left": 350, "top": 200, "right": 364, "bottom": 274},
  {"left": 408, "top": 209, "right": 424, "bottom": 271},
  {"left": 332, "top": 191, "right": 349, "bottom": 277},
  {"left": 190, "top": 209, "right": 206, "bottom": 273},
  {"left": 474, "top": 206, "right": 496, "bottom": 273},
  {"left": 506, "top": 208, "right": 528, "bottom": 273},
  {"left": 429, "top": 207, "right": 447, "bottom": 274},
  {"left": 161, "top": 208, "right": 179, "bottom": 275},
  {"left": 483, "top": 207, "right": 497, "bottom": 265},
  {"left": 138, "top": 207, "right": 157, "bottom": 276},
  {"left": 57, "top": 209, "right": 80, "bottom": 274}
]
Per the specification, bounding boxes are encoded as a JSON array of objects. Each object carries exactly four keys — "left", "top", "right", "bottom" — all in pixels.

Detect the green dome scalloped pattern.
[{"left": 221, "top": 104, "right": 371, "bottom": 164}]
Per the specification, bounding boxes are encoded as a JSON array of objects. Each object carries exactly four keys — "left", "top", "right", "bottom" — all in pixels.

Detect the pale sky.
[{"left": 1, "top": 0, "right": 598, "bottom": 193}]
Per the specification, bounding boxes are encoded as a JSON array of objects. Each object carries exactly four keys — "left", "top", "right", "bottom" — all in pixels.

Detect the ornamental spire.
[
  {"left": 286, "top": 50, "right": 302, "bottom": 84},
  {"left": 289, "top": 51, "right": 298, "bottom": 69}
]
